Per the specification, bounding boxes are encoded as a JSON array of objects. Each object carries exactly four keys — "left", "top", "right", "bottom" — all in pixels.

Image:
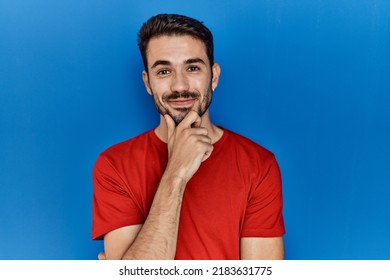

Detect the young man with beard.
[{"left": 92, "top": 14, "right": 285, "bottom": 260}]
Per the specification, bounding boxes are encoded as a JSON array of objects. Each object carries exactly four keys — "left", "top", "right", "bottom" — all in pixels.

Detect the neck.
[{"left": 154, "top": 110, "right": 223, "bottom": 144}]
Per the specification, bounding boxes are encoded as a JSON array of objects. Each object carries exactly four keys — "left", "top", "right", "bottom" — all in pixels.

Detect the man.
[{"left": 92, "top": 13, "right": 285, "bottom": 260}]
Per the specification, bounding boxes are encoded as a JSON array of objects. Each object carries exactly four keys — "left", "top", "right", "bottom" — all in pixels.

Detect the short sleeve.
[
  {"left": 241, "top": 154, "right": 285, "bottom": 237},
  {"left": 92, "top": 154, "right": 144, "bottom": 240}
]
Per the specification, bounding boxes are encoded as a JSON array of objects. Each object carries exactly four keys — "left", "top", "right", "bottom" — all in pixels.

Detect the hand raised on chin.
[{"left": 164, "top": 110, "right": 213, "bottom": 184}]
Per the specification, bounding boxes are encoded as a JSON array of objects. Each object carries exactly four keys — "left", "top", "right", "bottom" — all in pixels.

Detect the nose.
[{"left": 170, "top": 72, "right": 189, "bottom": 93}]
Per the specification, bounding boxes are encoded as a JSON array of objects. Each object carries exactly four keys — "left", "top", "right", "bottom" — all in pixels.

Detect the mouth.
[{"left": 168, "top": 98, "right": 197, "bottom": 109}]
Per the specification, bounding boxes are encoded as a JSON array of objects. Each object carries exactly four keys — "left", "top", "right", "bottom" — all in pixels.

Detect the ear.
[
  {"left": 142, "top": 70, "right": 152, "bottom": 95},
  {"left": 211, "top": 63, "right": 221, "bottom": 91}
]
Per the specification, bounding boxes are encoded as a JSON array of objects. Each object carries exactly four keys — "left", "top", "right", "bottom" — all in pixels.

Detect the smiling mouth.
[{"left": 168, "top": 98, "right": 196, "bottom": 109}]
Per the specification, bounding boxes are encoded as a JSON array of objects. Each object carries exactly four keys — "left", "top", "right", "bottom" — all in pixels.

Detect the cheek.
[
  {"left": 189, "top": 76, "right": 209, "bottom": 91},
  {"left": 149, "top": 80, "right": 170, "bottom": 97},
  {"left": 150, "top": 83, "right": 169, "bottom": 100}
]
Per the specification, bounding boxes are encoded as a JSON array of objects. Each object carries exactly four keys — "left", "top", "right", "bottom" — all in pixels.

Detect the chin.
[{"left": 171, "top": 113, "right": 188, "bottom": 125}]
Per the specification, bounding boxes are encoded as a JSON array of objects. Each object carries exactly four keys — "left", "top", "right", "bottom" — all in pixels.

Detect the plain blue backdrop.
[{"left": 1, "top": 0, "right": 389, "bottom": 259}]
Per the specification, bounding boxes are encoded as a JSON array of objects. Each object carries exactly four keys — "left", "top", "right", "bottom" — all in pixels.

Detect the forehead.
[{"left": 146, "top": 35, "right": 209, "bottom": 66}]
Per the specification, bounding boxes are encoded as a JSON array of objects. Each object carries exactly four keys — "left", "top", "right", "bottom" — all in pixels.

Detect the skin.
[{"left": 101, "top": 35, "right": 284, "bottom": 260}]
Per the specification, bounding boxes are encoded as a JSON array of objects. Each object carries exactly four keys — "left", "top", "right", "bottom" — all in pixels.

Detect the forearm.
[{"left": 121, "top": 175, "right": 186, "bottom": 260}]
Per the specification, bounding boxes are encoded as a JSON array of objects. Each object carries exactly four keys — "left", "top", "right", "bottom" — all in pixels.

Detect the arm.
[
  {"left": 104, "top": 176, "right": 187, "bottom": 260},
  {"left": 240, "top": 151, "right": 285, "bottom": 260},
  {"left": 240, "top": 237, "right": 284, "bottom": 260},
  {"left": 103, "top": 111, "right": 213, "bottom": 260}
]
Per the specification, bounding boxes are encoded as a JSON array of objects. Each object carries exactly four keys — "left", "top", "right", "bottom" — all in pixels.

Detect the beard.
[{"left": 151, "top": 82, "right": 213, "bottom": 125}]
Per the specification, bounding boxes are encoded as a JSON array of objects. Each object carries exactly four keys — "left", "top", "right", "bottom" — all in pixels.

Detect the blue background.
[{"left": 1, "top": 0, "right": 389, "bottom": 260}]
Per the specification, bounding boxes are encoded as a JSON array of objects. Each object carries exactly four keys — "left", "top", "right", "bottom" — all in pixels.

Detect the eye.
[
  {"left": 187, "top": 66, "right": 200, "bottom": 72},
  {"left": 157, "top": 69, "right": 171, "bottom": 76}
]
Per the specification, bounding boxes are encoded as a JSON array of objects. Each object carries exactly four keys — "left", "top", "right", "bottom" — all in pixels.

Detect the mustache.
[{"left": 162, "top": 91, "right": 200, "bottom": 102}]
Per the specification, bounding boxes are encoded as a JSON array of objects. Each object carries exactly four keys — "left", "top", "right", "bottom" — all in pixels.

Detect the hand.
[{"left": 164, "top": 111, "right": 213, "bottom": 183}]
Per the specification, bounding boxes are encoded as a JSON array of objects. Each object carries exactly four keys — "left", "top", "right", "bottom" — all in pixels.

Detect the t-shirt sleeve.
[
  {"left": 92, "top": 153, "right": 144, "bottom": 240},
  {"left": 241, "top": 153, "right": 285, "bottom": 237}
]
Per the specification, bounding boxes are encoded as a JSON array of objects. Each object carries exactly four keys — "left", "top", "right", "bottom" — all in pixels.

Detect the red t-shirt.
[{"left": 92, "top": 128, "right": 285, "bottom": 259}]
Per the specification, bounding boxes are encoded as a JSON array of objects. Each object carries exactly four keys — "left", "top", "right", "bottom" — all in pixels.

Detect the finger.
[
  {"left": 180, "top": 110, "right": 202, "bottom": 129},
  {"left": 189, "top": 127, "right": 209, "bottom": 136},
  {"left": 201, "top": 144, "right": 214, "bottom": 162},
  {"left": 191, "top": 116, "right": 202, "bottom": 128},
  {"left": 164, "top": 114, "right": 176, "bottom": 140},
  {"left": 196, "top": 134, "right": 212, "bottom": 143}
]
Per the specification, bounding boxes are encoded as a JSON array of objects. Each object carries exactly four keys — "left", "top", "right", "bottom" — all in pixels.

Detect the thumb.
[{"left": 164, "top": 114, "right": 176, "bottom": 140}]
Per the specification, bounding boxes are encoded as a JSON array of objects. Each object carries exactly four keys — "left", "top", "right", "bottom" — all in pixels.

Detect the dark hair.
[{"left": 138, "top": 14, "right": 214, "bottom": 71}]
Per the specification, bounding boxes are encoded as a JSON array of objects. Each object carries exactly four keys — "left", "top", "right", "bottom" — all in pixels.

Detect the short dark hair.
[{"left": 138, "top": 14, "right": 214, "bottom": 71}]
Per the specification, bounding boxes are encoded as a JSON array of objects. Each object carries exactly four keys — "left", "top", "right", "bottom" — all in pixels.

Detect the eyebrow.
[
  {"left": 151, "top": 60, "right": 171, "bottom": 69},
  {"left": 151, "top": 58, "right": 206, "bottom": 69},
  {"left": 184, "top": 58, "right": 206, "bottom": 65}
]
